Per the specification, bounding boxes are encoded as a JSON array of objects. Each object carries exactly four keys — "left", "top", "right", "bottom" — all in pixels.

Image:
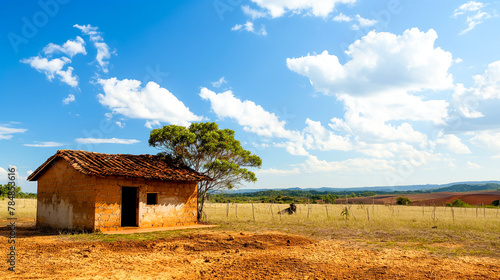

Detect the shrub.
[
  {"left": 396, "top": 197, "right": 411, "bottom": 205},
  {"left": 492, "top": 200, "right": 500, "bottom": 207},
  {"left": 450, "top": 199, "right": 469, "bottom": 207}
]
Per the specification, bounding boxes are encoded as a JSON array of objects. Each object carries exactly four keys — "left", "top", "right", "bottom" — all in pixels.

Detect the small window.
[{"left": 147, "top": 193, "right": 158, "bottom": 205}]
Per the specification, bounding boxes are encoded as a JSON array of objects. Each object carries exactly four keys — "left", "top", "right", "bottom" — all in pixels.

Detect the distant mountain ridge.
[{"left": 225, "top": 180, "right": 500, "bottom": 194}]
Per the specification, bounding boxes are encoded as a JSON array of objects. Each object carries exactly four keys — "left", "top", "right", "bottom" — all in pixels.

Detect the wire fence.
[{"left": 202, "top": 202, "right": 500, "bottom": 231}]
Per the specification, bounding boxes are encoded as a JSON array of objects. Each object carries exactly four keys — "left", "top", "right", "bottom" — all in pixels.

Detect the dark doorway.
[{"left": 121, "top": 187, "right": 138, "bottom": 227}]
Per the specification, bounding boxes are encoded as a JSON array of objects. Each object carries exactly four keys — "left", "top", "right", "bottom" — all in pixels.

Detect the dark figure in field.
[{"left": 278, "top": 203, "right": 297, "bottom": 215}]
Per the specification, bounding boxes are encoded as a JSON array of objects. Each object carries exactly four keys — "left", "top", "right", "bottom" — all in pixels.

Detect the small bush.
[
  {"left": 492, "top": 200, "right": 500, "bottom": 207},
  {"left": 450, "top": 199, "right": 469, "bottom": 207},
  {"left": 396, "top": 197, "right": 411, "bottom": 205}
]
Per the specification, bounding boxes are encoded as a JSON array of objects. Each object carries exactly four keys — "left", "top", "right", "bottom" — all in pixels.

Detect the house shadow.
[{"left": 0, "top": 219, "right": 71, "bottom": 238}]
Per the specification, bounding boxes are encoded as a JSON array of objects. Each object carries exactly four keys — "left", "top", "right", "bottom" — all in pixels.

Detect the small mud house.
[{"left": 27, "top": 150, "right": 211, "bottom": 232}]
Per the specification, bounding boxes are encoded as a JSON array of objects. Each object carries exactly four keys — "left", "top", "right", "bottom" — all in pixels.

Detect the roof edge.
[
  {"left": 27, "top": 150, "right": 213, "bottom": 182},
  {"left": 26, "top": 153, "right": 59, "bottom": 181}
]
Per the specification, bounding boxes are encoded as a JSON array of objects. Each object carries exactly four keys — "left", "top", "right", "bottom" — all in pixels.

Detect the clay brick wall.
[
  {"left": 36, "top": 160, "right": 199, "bottom": 232},
  {"left": 36, "top": 159, "right": 96, "bottom": 231},
  {"left": 94, "top": 176, "right": 198, "bottom": 232},
  {"left": 138, "top": 180, "right": 198, "bottom": 229}
]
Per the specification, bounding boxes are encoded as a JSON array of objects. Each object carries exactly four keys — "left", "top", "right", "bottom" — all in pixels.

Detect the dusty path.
[{"left": 1, "top": 225, "right": 499, "bottom": 279}]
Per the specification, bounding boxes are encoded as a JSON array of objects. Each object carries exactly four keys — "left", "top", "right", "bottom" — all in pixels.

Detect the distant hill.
[
  {"left": 428, "top": 183, "right": 500, "bottom": 193},
  {"left": 222, "top": 181, "right": 500, "bottom": 194}
]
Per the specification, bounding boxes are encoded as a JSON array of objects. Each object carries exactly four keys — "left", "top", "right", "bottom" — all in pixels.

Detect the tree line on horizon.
[{"left": 0, "top": 184, "right": 37, "bottom": 199}]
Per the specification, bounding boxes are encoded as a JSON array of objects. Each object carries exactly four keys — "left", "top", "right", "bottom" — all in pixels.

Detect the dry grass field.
[{"left": 1, "top": 199, "right": 499, "bottom": 279}]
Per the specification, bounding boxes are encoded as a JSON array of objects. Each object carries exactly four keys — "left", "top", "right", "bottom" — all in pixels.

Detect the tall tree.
[{"left": 149, "top": 122, "right": 262, "bottom": 220}]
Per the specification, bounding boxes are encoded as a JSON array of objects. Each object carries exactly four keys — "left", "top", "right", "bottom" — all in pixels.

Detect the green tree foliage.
[
  {"left": 396, "top": 196, "right": 411, "bottom": 205},
  {"left": 450, "top": 198, "right": 469, "bottom": 207},
  {"left": 491, "top": 200, "right": 499, "bottom": 207},
  {"left": 324, "top": 194, "right": 336, "bottom": 204},
  {"left": 0, "top": 184, "right": 36, "bottom": 198},
  {"left": 149, "top": 122, "right": 262, "bottom": 220}
]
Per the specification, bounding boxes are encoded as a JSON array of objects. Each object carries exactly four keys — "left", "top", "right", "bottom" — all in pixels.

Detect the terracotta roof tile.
[{"left": 27, "top": 150, "right": 211, "bottom": 182}]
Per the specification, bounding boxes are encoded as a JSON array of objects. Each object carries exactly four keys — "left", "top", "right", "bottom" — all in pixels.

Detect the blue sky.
[{"left": 2, "top": 0, "right": 500, "bottom": 193}]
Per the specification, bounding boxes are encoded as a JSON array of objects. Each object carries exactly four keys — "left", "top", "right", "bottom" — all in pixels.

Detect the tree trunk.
[{"left": 197, "top": 183, "right": 208, "bottom": 221}]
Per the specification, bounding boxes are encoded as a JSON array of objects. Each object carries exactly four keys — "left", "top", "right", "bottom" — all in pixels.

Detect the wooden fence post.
[
  {"left": 252, "top": 202, "right": 255, "bottom": 221},
  {"left": 271, "top": 203, "right": 274, "bottom": 219},
  {"left": 307, "top": 199, "right": 310, "bottom": 219}
]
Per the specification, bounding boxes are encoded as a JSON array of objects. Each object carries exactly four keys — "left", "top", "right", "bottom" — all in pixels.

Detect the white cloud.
[
  {"left": 258, "top": 168, "right": 300, "bottom": 175},
  {"left": 242, "top": 5, "right": 267, "bottom": 19},
  {"left": 200, "top": 88, "right": 299, "bottom": 139},
  {"left": 231, "top": 21, "right": 267, "bottom": 36},
  {"left": 435, "top": 134, "right": 471, "bottom": 154},
  {"left": 301, "top": 155, "right": 395, "bottom": 173},
  {"left": 286, "top": 28, "right": 453, "bottom": 149},
  {"left": 351, "top": 15, "right": 377, "bottom": 30},
  {"left": 27, "top": 170, "right": 33, "bottom": 176},
  {"left": 466, "top": 161, "right": 481, "bottom": 169},
  {"left": 452, "top": 60, "right": 500, "bottom": 119},
  {"left": 338, "top": 93, "right": 449, "bottom": 125},
  {"left": 469, "top": 130, "right": 500, "bottom": 153},
  {"left": 145, "top": 120, "right": 161, "bottom": 129},
  {"left": 62, "top": 94, "right": 76, "bottom": 105},
  {"left": 453, "top": 1, "right": 485, "bottom": 17},
  {"left": 211, "top": 77, "right": 227, "bottom": 88},
  {"left": 21, "top": 56, "right": 78, "bottom": 87},
  {"left": 331, "top": 115, "right": 428, "bottom": 144},
  {"left": 115, "top": 121, "right": 125, "bottom": 128},
  {"left": 0, "top": 167, "right": 6, "bottom": 178},
  {"left": 461, "top": 11, "right": 492, "bottom": 35},
  {"left": 333, "top": 13, "right": 377, "bottom": 30},
  {"left": 23, "top": 142, "right": 65, "bottom": 147},
  {"left": 200, "top": 88, "right": 338, "bottom": 156},
  {"left": 333, "top": 13, "right": 352, "bottom": 22},
  {"left": 74, "top": 24, "right": 112, "bottom": 73},
  {"left": 0, "top": 125, "right": 27, "bottom": 140},
  {"left": 43, "top": 36, "right": 87, "bottom": 58},
  {"left": 472, "top": 60, "right": 500, "bottom": 99},
  {"left": 75, "top": 138, "right": 140, "bottom": 144},
  {"left": 231, "top": 24, "right": 242, "bottom": 31},
  {"left": 329, "top": 96, "right": 435, "bottom": 144},
  {"left": 452, "top": 84, "right": 484, "bottom": 118},
  {"left": 201, "top": 87, "right": 434, "bottom": 162},
  {"left": 355, "top": 15, "right": 377, "bottom": 27},
  {"left": 287, "top": 28, "right": 454, "bottom": 97},
  {"left": 453, "top": 2, "right": 493, "bottom": 34},
  {"left": 274, "top": 141, "right": 309, "bottom": 156},
  {"left": 98, "top": 78, "right": 202, "bottom": 127},
  {"left": 355, "top": 141, "right": 425, "bottom": 159},
  {"left": 250, "top": 0, "right": 356, "bottom": 18},
  {"left": 302, "top": 118, "right": 352, "bottom": 151}
]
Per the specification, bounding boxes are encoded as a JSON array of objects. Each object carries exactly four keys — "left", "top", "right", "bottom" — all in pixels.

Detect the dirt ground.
[{"left": 1, "top": 222, "right": 499, "bottom": 279}]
